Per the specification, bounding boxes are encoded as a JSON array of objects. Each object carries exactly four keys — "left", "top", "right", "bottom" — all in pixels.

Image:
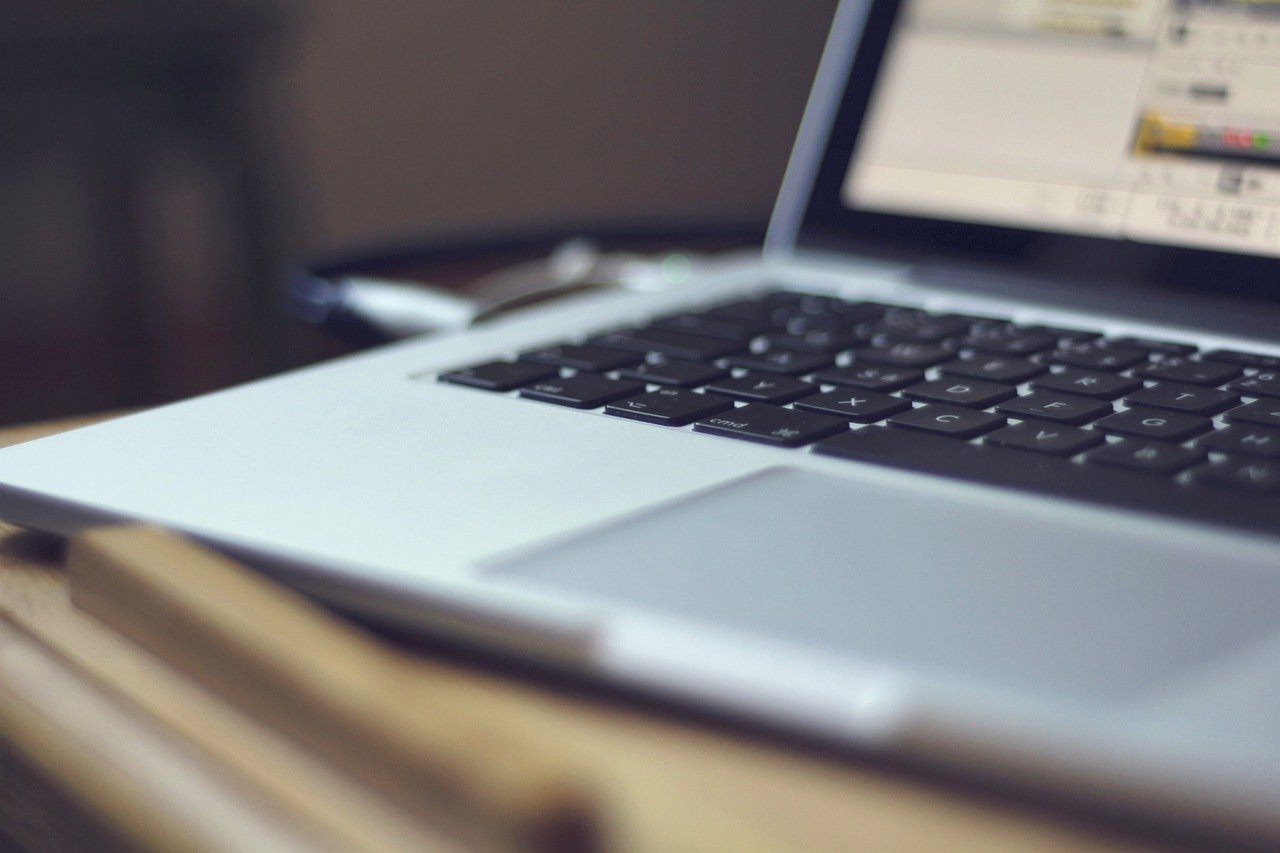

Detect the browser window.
[{"left": 844, "top": 0, "right": 1280, "bottom": 257}]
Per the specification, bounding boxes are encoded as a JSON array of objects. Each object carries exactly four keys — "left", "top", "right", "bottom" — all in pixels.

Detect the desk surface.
[{"left": 0, "top": 413, "right": 1164, "bottom": 851}]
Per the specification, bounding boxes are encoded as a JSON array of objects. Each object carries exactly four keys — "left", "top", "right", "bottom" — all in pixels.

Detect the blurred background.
[{"left": 0, "top": 0, "right": 835, "bottom": 425}]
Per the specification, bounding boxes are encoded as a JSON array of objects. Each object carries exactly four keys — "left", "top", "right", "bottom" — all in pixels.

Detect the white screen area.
[{"left": 844, "top": 0, "right": 1280, "bottom": 257}]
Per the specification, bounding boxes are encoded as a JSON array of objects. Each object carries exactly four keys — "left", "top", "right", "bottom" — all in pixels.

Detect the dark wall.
[
  {"left": 281, "top": 1, "right": 837, "bottom": 248},
  {"left": 0, "top": 1, "right": 836, "bottom": 424}
]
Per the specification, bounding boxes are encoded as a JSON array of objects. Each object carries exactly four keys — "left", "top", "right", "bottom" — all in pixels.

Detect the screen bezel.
[{"left": 788, "top": 0, "right": 1280, "bottom": 303}]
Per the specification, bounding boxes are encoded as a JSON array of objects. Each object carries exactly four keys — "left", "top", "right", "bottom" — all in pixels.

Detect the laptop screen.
[
  {"left": 791, "top": 0, "right": 1280, "bottom": 295},
  {"left": 845, "top": 0, "right": 1279, "bottom": 259}
]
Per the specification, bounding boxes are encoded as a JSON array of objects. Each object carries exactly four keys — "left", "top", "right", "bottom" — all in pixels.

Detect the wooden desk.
[{"left": 0, "top": 414, "right": 1161, "bottom": 851}]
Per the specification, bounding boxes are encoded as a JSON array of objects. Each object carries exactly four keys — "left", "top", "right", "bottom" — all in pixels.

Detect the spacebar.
[{"left": 811, "top": 426, "right": 1267, "bottom": 533}]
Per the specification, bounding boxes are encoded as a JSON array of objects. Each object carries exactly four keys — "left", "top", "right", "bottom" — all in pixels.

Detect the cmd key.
[{"left": 693, "top": 403, "right": 847, "bottom": 447}]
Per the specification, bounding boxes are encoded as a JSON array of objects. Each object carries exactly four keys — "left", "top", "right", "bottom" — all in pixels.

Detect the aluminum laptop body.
[{"left": 1, "top": 0, "right": 1278, "bottom": 842}]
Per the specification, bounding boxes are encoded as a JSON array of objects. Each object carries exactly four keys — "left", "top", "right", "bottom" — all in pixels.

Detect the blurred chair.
[{"left": 0, "top": 0, "right": 299, "bottom": 423}]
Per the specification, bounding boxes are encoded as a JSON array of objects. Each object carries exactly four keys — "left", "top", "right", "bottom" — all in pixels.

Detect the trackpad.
[{"left": 488, "top": 468, "right": 1280, "bottom": 699}]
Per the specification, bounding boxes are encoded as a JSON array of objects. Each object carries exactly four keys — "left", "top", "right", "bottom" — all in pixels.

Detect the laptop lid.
[{"left": 769, "top": 0, "right": 1279, "bottom": 308}]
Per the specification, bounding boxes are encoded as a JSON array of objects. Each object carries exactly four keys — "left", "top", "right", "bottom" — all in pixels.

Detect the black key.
[
  {"left": 1124, "top": 382, "right": 1239, "bottom": 416},
  {"left": 521, "top": 344, "right": 640, "bottom": 372},
  {"left": 650, "top": 313, "right": 767, "bottom": 341},
  {"left": 1203, "top": 349, "right": 1280, "bottom": 371},
  {"left": 1200, "top": 424, "right": 1280, "bottom": 458},
  {"left": 996, "top": 391, "right": 1112, "bottom": 425},
  {"left": 519, "top": 374, "right": 644, "bottom": 409},
  {"left": 782, "top": 314, "right": 858, "bottom": 335},
  {"left": 1095, "top": 407, "right": 1212, "bottom": 442},
  {"left": 1194, "top": 457, "right": 1280, "bottom": 493},
  {"left": 852, "top": 341, "right": 952, "bottom": 368},
  {"left": 1087, "top": 440, "right": 1206, "bottom": 474},
  {"left": 704, "top": 373, "right": 813, "bottom": 404},
  {"left": 617, "top": 357, "right": 726, "bottom": 387},
  {"left": 984, "top": 422, "right": 1103, "bottom": 456},
  {"left": 1135, "top": 357, "right": 1241, "bottom": 386},
  {"left": 604, "top": 388, "right": 732, "bottom": 426},
  {"left": 764, "top": 290, "right": 823, "bottom": 304},
  {"left": 1032, "top": 325, "right": 1103, "bottom": 343},
  {"left": 888, "top": 404, "right": 1004, "bottom": 438},
  {"left": 693, "top": 403, "right": 847, "bottom": 447},
  {"left": 903, "top": 378, "right": 1016, "bottom": 408},
  {"left": 724, "top": 349, "right": 832, "bottom": 375},
  {"left": 764, "top": 291, "right": 844, "bottom": 313},
  {"left": 1226, "top": 399, "right": 1280, "bottom": 429},
  {"left": 1030, "top": 369, "right": 1141, "bottom": 400},
  {"left": 703, "top": 298, "right": 776, "bottom": 323},
  {"left": 961, "top": 322, "right": 1058, "bottom": 355},
  {"left": 588, "top": 328, "right": 741, "bottom": 362},
  {"left": 769, "top": 293, "right": 887, "bottom": 320},
  {"left": 1049, "top": 339, "right": 1148, "bottom": 371},
  {"left": 1228, "top": 371, "right": 1280, "bottom": 399},
  {"left": 1110, "top": 336, "right": 1197, "bottom": 356},
  {"left": 843, "top": 300, "right": 896, "bottom": 318},
  {"left": 941, "top": 355, "right": 1045, "bottom": 384},
  {"left": 792, "top": 389, "right": 910, "bottom": 423},
  {"left": 946, "top": 311, "right": 1006, "bottom": 326},
  {"left": 762, "top": 297, "right": 853, "bottom": 327},
  {"left": 812, "top": 427, "right": 1280, "bottom": 536},
  {"left": 873, "top": 310, "right": 970, "bottom": 342},
  {"left": 439, "top": 360, "right": 557, "bottom": 392},
  {"left": 817, "top": 425, "right": 1097, "bottom": 491},
  {"left": 812, "top": 365, "right": 923, "bottom": 391},
  {"left": 763, "top": 329, "right": 864, "bottom": 354}
]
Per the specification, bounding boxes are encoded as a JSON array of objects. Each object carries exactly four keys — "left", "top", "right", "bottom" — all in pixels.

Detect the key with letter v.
[{"left": 985, "top": 422, "right": 1103, "bottom": 456}]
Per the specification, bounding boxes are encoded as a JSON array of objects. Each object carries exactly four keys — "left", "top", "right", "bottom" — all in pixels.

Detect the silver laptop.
[{"left": 2, "top": 0, "right": 1278, "bottom": 842}]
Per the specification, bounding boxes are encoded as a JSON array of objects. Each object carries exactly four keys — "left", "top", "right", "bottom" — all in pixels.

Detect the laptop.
[{"left": 2, "top": 0, "right": 1278, "bottom": 841}]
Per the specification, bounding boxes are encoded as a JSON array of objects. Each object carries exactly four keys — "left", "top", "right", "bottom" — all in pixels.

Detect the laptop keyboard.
[{"left": 436, "top": 290, "right": 1280, "bottom": 534}]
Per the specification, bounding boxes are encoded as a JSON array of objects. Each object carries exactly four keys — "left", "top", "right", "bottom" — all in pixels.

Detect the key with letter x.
[{"left": 793, "top": 389, "right": 910, "bottom": 423}]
